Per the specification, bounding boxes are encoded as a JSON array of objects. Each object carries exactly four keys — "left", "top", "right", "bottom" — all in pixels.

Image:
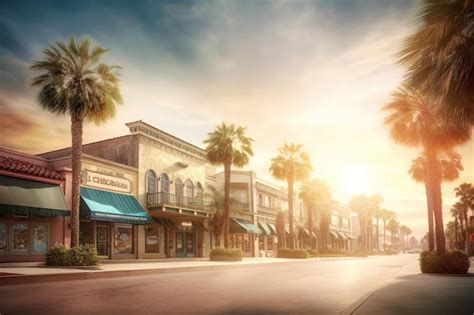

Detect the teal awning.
[
  {"left": 80, "top": 187, "right": 151, "bottom": 225},
  {"left": 0, "top": 175, "right": 70, "bottom": 216},
  {"left": 258, "top": 222, "right": 271, "bottom": 235},
  {"left": 230, "top": 218, "right": 260, "bottom": 234}
]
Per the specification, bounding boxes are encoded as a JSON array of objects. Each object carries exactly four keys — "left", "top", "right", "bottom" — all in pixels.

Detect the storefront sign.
[
  {"left": 81, "top": 169, "right": 132, "bottom": 194},
  {"left": 181, "top": 221, "right": 192, "bottom": 227}
]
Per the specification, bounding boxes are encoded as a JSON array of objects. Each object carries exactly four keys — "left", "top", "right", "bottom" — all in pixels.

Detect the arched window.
[
  {"left": 196, "top": 182, "right": 203, "bottom": 199},
  {"left": 159, "top": 173, "right": 169, "bottom": 193},
  {"left": 147, "top": 170, "right": 157, "bottom": 194},
  {"left": 175, "top": 178, "right": 183, "bottom": 197},
  {"left": 185, "top": 179, "right": 194, "bottom": 198},
  {"left": 258, "top": 193, "right": 263, "bottom": 206}
]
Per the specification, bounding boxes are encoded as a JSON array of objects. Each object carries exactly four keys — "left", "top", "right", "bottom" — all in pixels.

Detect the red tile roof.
[{"left": 0, "top": 155, "right": 64, "bottom": 180}]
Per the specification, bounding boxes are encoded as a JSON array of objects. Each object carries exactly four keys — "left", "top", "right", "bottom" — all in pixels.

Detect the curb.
[{"left": 0, "top": 259, "right": 317, "bottom": 286}]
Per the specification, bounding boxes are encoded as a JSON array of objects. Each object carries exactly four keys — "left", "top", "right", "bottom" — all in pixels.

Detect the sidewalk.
[
  {"left": 0, "top": 257, "right": 321, "bottom": 286},
  {"left": 352, "top": 258, "right": 474, "bottom": 315}
]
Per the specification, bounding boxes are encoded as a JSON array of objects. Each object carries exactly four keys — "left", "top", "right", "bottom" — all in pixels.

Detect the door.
[
  {"left": 96, "top": 225, "right": 110, "bottom": 257},
  {"left": 176, "top": 232, "right": 195, "bottom": 257}
]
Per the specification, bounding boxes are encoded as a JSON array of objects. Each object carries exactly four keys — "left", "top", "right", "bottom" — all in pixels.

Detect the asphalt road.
[{"left": 0, "top": 254, "right": 419, "bottom": 314}]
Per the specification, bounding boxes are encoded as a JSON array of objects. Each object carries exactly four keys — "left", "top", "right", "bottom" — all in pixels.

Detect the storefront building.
[
  {"left": 41, "top": 120, "right": 214, "bottom": 259},
  {"left": 44, "top": 153, "right": 151, "bottom": 260},
  {"left": 328, "top": 202, "right": 356, "bottom": 251},
  {"left": 0, "top": 147, "right": 70, "bottom": 263}
]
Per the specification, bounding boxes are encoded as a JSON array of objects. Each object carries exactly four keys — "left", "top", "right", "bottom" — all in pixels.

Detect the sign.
[{"left": 81, "top": 169, "right": 132, "bottom": 194}]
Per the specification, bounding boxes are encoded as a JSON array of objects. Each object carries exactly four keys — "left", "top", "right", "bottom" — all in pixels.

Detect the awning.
[
  {"left": 337, "top": 231, "right": 348, "bottom": 240},
  {"left": 329, "top": 230, "right": 339, "bottom": 239},
  {"left": 303, "top": 228, "right": 310, "bottom": 237},
  {"left": 80, "top": 187, "right": 151, "bottom": 225},
  {"left": 345, "top": 232, "right": 356, "bottom": 240},
  {"left": 193, "top": 221, "right": 208, "bottom": 232},
  {"left": 230, "top": 218, "right": 260, "bottom": 234},
  {"left": 258, "top": 222, "right": 271, "bottom": 235},
  {"left": 151, "top": 217, "right": 176, "bottom": 230},
  {"left": 0, "top": 175, "right": 70, "bottom": 216},
  {"left": 311, "top": 231, "right": 317, "bottom": 238},
  {"left": 267, "top": 223, "right": 277, "bottom": 235}
]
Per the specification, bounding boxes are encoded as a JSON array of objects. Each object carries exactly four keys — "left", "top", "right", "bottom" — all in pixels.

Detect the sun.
[{"left": 340, "top": 165, "right": 371, "bottom": 196}]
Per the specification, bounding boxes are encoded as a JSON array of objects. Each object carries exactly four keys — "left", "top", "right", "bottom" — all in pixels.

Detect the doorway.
[
  {"left": 96, "top": 225, "right": 110, "bottom": 257},
  {"left": 176, "top": 231, "right": 195, "bottom": 257}
]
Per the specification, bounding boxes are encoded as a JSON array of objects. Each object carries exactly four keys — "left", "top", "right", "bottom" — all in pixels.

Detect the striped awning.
[
  {"left": 258, "top": 222, "right": 272, "bottom": 235},
  {"left": 152, "top": 217, "right": 176, "bottom": 230},
  {"left": 193, "top": 221, "right": 208, "bottom": 232},
  {"left": 329, "top": 230, "right": 339, "bottom": 239},
  {"left": 267, "top": 223, "right": 277, "bottom": 235}
]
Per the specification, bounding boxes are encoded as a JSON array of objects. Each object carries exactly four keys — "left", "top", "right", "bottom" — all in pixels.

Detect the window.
[
  {"left": 342, "top": 218, "right": 350, "bottom": 229},
  {"left": 145, "top": 225, "right": 160, "bottom": 253},
  {"left": 160, "top": 173, "right": 169, "bottom": 192},
  {"left": 331, "top": 214, "right": 339, "bottom": 226},
  {"left": 175, "top": 178, "right": 183, "bottom": 196},
  {"left": 146, "top": 170, "right": 157, "bottom": 194},
  {"left": 264, "top": 195, "right": 270, "bottom": 207},
  {"left": 185, "top": 179, "right": 194, "bottom": 198},
  {"left": 258, "top": 193, "right": 263, "bottom": 206},
  {"left": 196, "top": 182, "right": 203, "bottom": 199},
  {"left": 32, "top": 223, "right": 48, "bottom": 253},
  {"left": 114, "top": 224, "right": 133, "bottom": 254},
  {"left": 11, "top": 223, "right": 29, "bottom": 253},
  {"left": 0, "top": 223, "right": 6, "bottom": 254}
]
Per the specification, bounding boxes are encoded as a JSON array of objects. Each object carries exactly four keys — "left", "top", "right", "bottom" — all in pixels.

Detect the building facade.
[
  {"left": 327, "top": 202, "right": 355, "bottom": 251},
  {"left": 0, "top": 147, "right": 71, "bottom": 262}
]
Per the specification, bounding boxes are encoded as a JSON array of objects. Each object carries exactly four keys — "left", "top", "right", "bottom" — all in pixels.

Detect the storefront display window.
[
  {"left": 33, "top": 224, "right": 48, "bottom": 253},
  {"left": 0, "top": 223, "right": 6, "bottom": 254},
  {"left": 12, "top": 223, "right": 29, "bottom": 253},
  {"left": 114, "top": 224, "right": 133, "bottom": 254},
  {"left": 145, "top": 225, "right": 159, "bottom": 253},
  {"left": 267, "top": 235, "right": 274, "bottom": 251}
]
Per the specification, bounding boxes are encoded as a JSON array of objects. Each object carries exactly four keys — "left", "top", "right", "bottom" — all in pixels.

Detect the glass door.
[
  {"left": 176, "top": 232, "right": 185, "bottom": 257},
  {"left": 186, "top": 233, "right": 195, "bottom": 257},
  {"left": 96, "top": 225, "right": 109, "bottom": 257}
]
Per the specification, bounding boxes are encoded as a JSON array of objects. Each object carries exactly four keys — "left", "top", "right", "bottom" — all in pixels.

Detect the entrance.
[
  {"left": 96, "top": 225, "right": 110, "bottom": 257},
  {"left": 176, "top": 231, "right": 195, "bottom": 257}
]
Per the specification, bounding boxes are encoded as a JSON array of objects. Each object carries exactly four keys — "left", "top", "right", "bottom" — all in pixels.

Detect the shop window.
[
  {"left": 80, "top": 221, "right": 93, "bottom": 245},
  {"left": 258, "top": 234, "right": 264, "bottom": 251},
  {"left": 12, "top": 223, "right": 29, "bottom": 254},
  {"left": 160, "top": 173, "right": 169, "bottom": 193},
  {"left": 147, "top": 170, "right": 157, "bottom": 194},
  {"left": 145, "top": 225, "right": 160, "bottom": 254},
  {"left": 32, "top": 223, "right": 48, "bottom": 253},
  {"left": 0, "top": 223, "right": 6, "bottom": 254},
  {"left": 114, "top": 224, "right": 133, "bottom": 254}
]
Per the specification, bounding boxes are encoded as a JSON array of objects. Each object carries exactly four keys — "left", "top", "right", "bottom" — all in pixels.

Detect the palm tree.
[
  {"left": 369, "top": 194, "right": 383, "bottom": 251},
  {"left": 399, "top": 0, "right": 474, "bottom": 124},
  {"left": 381, "top": 209, "right": 396, "bottom": 252},
  {"left": 270, "top": 143, "right": 312, "bottom": 249},
  {"left": 383, "top": 86, "right": 471, "bottom": 253},
  {"left": 455, "top": 183, "right": 474, "bottom": 253},
  {"left": 409, "top": 150, "right": 463, "bottom": 251},
  {"left": 445, "top": 221, "right": 457, "bottom": 250},
  {"left": 31, "top": 38, "right": 123, "bottom": 247},
  {"left": 387, "top": 218, "right": 400, "bottom": 251},
  {"left": 451, "top": 202, "right": 466, "bottom": 250},
  {"left": 405, "top": 226, "right": 412, "bottom": 250},
  {"left": 349, "top": 195, "right": 370, "bottom": 250},
  {"left": 204, "top": 123, "right": 253, "bottom": 248},
  {"left": 299, "top": 178, "right": 332, "bottom": 250}
]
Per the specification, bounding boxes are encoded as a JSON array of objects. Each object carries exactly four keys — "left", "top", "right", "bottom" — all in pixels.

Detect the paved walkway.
[{"left": 352, "top": 258, "right": 474, "bottom": 315}]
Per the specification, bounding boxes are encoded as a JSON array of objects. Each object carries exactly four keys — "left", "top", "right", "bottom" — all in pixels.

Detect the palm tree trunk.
[
  {"left": 70, "top": 115, "right": 83, "bottom": 248},
  {"left": 223, "top": 162, "right": 231, "bottom": 249},
  {"left": 376, "top": 217, "right": 379, "bottom": 251},
  {"left": 288, "top": 175, "right": 295, "bottom": 250},
  {"left": 307, "top": 205, "right": 314, "bottom": 249},
  {"left": 383, "top": 218, "right": 386, "bottom": 251},
  {"left": 426, "top": 150, "right": 446, "bottom": 254},
  {"left": 424, "top": 180, "right": 435, "bottom": 251}
]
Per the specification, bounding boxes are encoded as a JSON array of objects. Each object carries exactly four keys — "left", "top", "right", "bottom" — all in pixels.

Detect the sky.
[{"left": 0, "top": 0, "right": 472, "bottom": 240}]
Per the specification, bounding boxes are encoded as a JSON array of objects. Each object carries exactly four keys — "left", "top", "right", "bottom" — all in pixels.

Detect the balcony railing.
[{"left": 147, "top": 191, "right": 214, "bottom": 213}]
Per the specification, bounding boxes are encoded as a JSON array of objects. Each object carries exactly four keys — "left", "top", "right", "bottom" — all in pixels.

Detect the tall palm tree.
[
  {"left": 387, "top": 218, "right": 400, "bottom": 251},
  {"left": 405, "top": 226, "right": 412, "bottom": 249},
  {"left": 450, "top": 205, "right": 461, "bottom": 249},
  {"left": 270, "top": 143, "right": 312, "bottom": 249},
  {"left": 381, "top": 209, "right": 396, "bottom": 251},
  {"left": 399, "top": 0, "right": 474, "bottom": 124},
  {"left": 204, "top": 123, "right": 253, "bottom": 248},
  {"left": 383, "top": 86, "right": 471, "bottom": 253},
  {"left": 349, "top": 195, "right": 370, "bottom": 250},
  {"left": 451, "top": 202, "right": 466, "bottom": 250},
  {"left": 409, "top": 149, "right": 463, "bottom": 251},
  {"left": 369, "top": 194, "right": 383, "bottom": 251},
  {"left": 445, "top": 221, "right": 457, "bottom": 250},
  {"left": 31, "top": 38, "right": 123, "bottom": 247},
  {"left": 299, "top": 178, "right": 332, "bottom": 250}
]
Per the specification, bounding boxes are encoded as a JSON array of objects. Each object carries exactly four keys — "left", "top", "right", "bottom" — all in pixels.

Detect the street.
[{"left": 0, "top": 254, "right": 429, "bottom": 314}]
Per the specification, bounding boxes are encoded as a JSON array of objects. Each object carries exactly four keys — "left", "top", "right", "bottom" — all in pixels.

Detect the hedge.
[
  {"left": 420, "top": 250, "right": 470, "bottom": 274},
  {"left": 45, "top": 244, "right": 99, "bottom": 266},
  {"left": 277, "top": 248, "right": 309, "bottom": 259},
  {"left": 209, "top": 247, "right": 243, "bottom": 261}
]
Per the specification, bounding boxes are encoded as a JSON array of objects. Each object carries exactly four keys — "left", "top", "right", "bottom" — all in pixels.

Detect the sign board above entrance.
[{"left": 81, "top": 169, "right": 132, "bottom": 194}]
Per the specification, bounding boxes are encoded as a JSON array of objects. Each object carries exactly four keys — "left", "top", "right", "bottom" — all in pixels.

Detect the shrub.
[
  {"left": 45, "top": 244, "right": 99, "bottom": 266},
  {"left": 209, "top": 247, "right": 243, "bottom": 261},
  {"left": 277, "top": 248, "right": 309, "bottom": 259},
  {"left": 307, "top": 249, "right": 319, "bottom": 257},
  {"left": 420, "top": 250, "right": 470, "bottom": 274}
]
